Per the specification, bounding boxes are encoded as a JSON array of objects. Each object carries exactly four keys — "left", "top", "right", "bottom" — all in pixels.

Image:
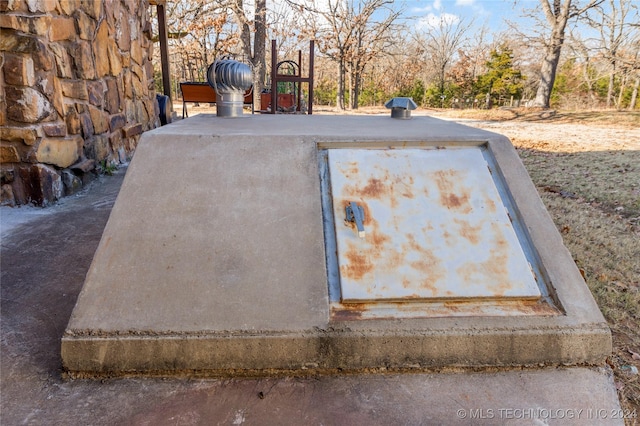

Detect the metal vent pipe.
[
  {"left": 385, "top": 97, "right": 417, "bottom": 119},
  {"left": 207, "top": 59, "right": 253, "bottom": 117}
]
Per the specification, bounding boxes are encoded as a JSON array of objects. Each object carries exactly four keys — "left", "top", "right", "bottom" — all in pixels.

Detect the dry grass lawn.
[{"left": 444, "top": 109, "right": 640, "bottom": 423}]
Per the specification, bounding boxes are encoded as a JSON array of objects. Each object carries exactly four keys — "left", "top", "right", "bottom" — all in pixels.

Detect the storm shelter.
[
  {"left": 62, "top": 114, "right": 610, "bottom": 377},
  {"left": 321, "top": 146, "right": 548, "bottom": 319}
]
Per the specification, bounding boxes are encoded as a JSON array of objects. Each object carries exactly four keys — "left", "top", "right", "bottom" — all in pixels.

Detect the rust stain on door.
[{"left": 327, "top": 148, "right": 540, "bottom": 303}]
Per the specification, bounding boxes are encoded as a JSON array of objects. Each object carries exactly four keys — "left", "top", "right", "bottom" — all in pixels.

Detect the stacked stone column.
[{"left": 1, "top": 0, "right": 159, "bottom": 206}]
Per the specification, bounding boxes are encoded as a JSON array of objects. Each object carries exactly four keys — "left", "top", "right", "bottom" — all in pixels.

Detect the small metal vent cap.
[{"left": 385, "top": 97, "right": 417, "bottom": 119}]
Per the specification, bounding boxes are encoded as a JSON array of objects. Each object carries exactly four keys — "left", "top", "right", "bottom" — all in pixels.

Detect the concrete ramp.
[{"left": 62, "top": 114, "right": 610, "bottom": 376}]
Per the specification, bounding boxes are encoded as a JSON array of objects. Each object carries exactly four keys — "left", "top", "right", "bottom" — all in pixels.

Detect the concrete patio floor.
[{"left": 1, "top": 162, "right": 624, "bottom": 425}]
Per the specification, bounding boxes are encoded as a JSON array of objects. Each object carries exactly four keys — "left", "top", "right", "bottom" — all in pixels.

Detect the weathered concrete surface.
[
  {"left": 61, "top": 114, "right": 610, "bottom": 375},
  {"left": 0, "top": 163, "right": 624, "bottom": 425}
]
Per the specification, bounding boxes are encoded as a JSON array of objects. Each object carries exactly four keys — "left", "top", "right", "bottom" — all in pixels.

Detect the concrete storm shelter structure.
[{"left": 61, "top": 113, "right": 611, "bottom": 376}]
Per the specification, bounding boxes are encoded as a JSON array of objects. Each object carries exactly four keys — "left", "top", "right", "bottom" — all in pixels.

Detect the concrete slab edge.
[{"left": 61, "top": 325, "right": 611, "bottom": 377}]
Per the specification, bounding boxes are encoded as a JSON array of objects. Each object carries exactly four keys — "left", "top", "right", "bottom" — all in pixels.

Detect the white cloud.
[
  {"left": 412, "top": 0, "right": 442, "bottom": 13},
  {"left": 416, "top": 12, "right": 461, "bottom": 30},
  {"left": 455, "top": 0, "right": 475, "bottom": 5},
  {"left": 411, "top": 5, "right": 434, "bottom": 13}
]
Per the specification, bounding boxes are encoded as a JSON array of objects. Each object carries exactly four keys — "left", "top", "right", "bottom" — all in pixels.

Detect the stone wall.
[{"left": 0, "top": 0, "right": 159, "bottom": 206}]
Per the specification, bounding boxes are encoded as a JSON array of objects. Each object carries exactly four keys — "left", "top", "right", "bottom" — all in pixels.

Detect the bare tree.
[
  {"left": 348, "top": 2, "right": 403, "bottom": 108},
  {"left": 629, "top": 72, "right": 640, "bottom": 110},
  {"left": 531, "top": 0, "right": 603, "bottom": 108},
  {"left": 374, "top": 40, "right": 425, "bottom": 102},
  {"left": 625, "top": 26, "right": 640, "bottom": 110},
  {"left": 582, "top": 0, "right": 640, "bottom": 108},
  {"left": 414, "top": 14, "right": 473, "bottom": 105},
  {"left": 267, "top": 1, "right": 307, "bottom": 58},
  {"left": 291, "top": 0, "right": 402, "bottom": 109},
  {"left": 225, "top": 0, "right": 268, "bottom": 100},
  {"left": 566, "top": 32, "right": 605, "bottom": 107},
  {"left": 152, "top": 0, "right": 239, "bottom": 97}
]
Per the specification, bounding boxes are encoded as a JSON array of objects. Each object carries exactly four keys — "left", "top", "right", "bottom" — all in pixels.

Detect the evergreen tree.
[{"left": 475, "top": 45, "right": 525, "bottom": 108}]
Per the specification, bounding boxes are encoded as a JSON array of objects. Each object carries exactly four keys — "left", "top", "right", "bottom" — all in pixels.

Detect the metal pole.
[
  {"left": 157, "top": 2, "right": 171, "bottom": 99},
  {"left": 297, "top": 49, "right": 302, "bottom": 112},
  {"left": 308, "top": 40, "right": 314, "bottom": 115},
  {"left": 270, "top": 39, "right": 277, "bottom": 114}
]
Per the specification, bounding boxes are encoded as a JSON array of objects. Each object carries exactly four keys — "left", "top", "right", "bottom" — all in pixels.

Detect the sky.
[{"left": 403, "top": 0, "right": 538, "bottom": 34}]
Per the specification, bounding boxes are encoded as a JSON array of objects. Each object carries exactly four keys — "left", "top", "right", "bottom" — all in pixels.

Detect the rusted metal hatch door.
[{"left": 325, "top": 147, "right": 541, "bottom": 303}]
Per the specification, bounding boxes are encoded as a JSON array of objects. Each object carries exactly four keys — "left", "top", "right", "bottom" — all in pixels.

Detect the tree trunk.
[
  {"left": 337, "top": 61, "right": 345, "bottom": 110},
  {"left": 229, "top": 0, "right": 267, "bottom": 105},
  {"left": 533, "top": 45, "right": 563, "bottom": 108},
  {"left": 532, "top": 0, "right": 571, "bottom": 108},
  {"left": 347, "top": 66, "right": 353, "bottom": 110},
  {"left": 252, "top": 0, "right": 267, "bottom": 102},
  {"left": 533, "top": 0, "right": 602, "bottom": 108},
  {"left": 347, "top": 61, "right": 358, "bottom": 110},
  {"left": 607, "top": 68, "right": 615, "bottom": 108},
  {"left": 202, "top": 34, "right": 208, "bottom": 70},
  {"left": 616, "top": 73, "right": 626, "bottom": 109},
  {"left": 629, "top": 77, "right": 639, "bottom": 110},
  {"left": 439, "top": 64, "right": 446, "bottom": 102},
  {"left": 352, "top": 70, "right": 361, "bottom": 109},
  {"left": 580, "top": 57, "right": 598, "bottom": 108}
]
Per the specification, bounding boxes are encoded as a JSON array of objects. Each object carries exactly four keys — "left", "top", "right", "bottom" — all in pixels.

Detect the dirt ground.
[{"left": 437, "top": 109, "right": 640, "bottom": 423}]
